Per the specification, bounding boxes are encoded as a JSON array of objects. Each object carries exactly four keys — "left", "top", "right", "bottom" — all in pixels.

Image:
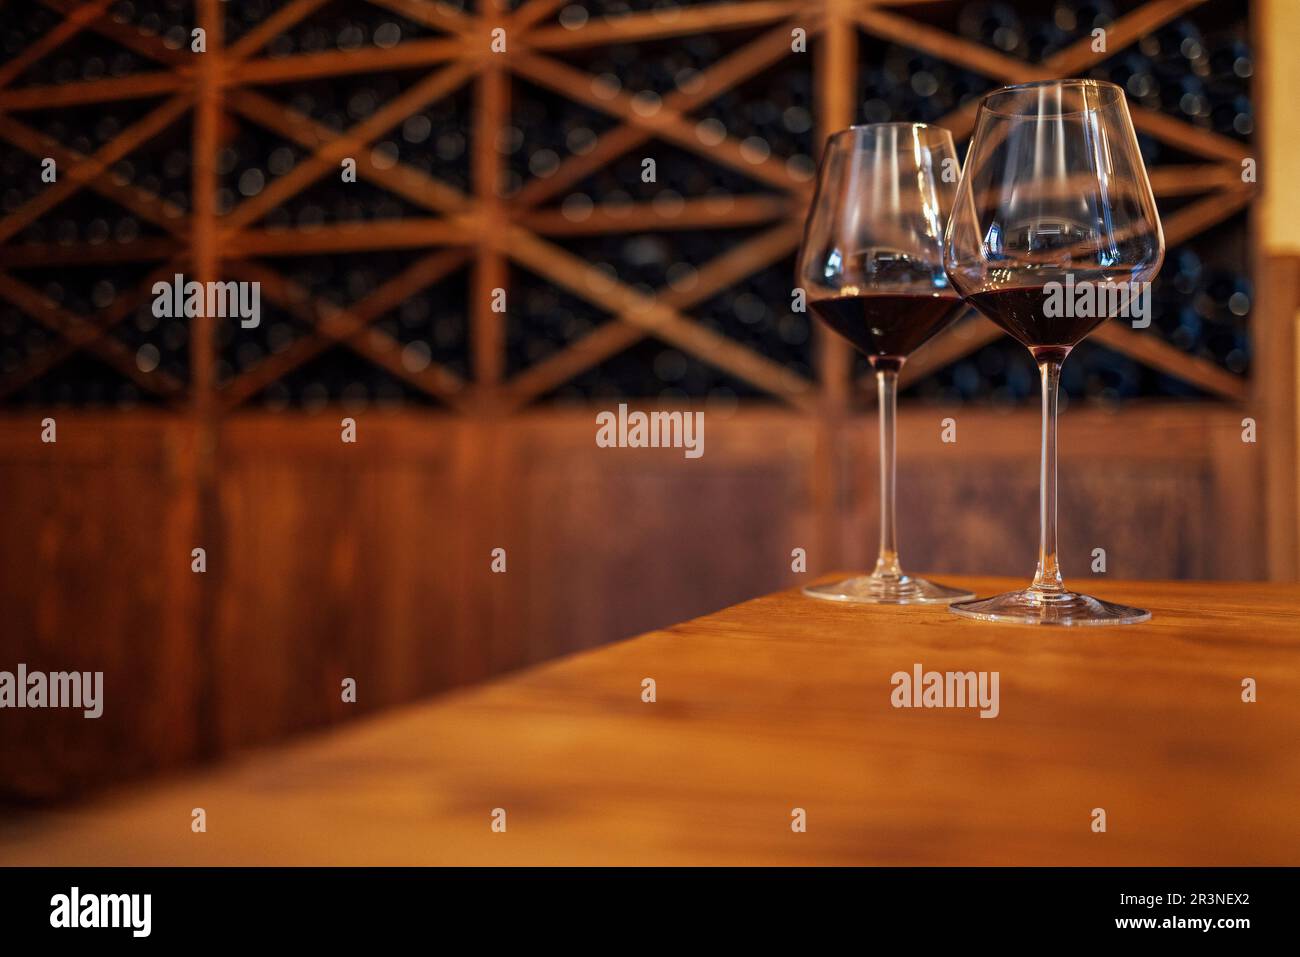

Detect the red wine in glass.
[
  {"left": 809, "top": 291, "right": 966, "bottom": 369},
  {"left": 965, "top": 279, "right": 1144, "bottom": 363}
]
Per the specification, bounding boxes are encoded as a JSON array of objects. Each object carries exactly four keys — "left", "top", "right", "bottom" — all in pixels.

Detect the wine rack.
[{"left": 0, "top": 0, "right": 1259, "bottom": 412}]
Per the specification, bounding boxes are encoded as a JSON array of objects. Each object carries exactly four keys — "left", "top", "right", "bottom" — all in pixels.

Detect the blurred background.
[{"left": 0, "top": 0, "right": 1296, "bottom": 801}]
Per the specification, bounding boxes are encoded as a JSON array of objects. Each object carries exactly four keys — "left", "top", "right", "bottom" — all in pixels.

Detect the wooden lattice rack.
[{"left": 0, "top": 0, "right": 1258, "bottom": 418}]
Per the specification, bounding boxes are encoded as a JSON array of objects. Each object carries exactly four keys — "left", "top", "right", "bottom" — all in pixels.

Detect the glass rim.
[
  {"left": 978, "top": 78, "right": 1126, "bottom": 118},
  {"left": 824, "top": 122, "right": 955, "bottom": 143}
]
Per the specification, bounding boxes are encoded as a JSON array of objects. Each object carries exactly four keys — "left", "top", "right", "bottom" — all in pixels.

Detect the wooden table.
[{"left": 2, "top": 576, "right": 1298, "bottom": 866}]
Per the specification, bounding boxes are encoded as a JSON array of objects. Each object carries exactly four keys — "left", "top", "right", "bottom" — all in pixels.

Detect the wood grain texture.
[
  {"left": 0, "top": 415, "right": 200, "bottom": 799},
  {"left": 840, "top": 403, "right": 1265, "bottom": 581},
  {"left": 0, "top": 406, "right": 1274, "bottom": 800},
  {"left": 210, "top": 414, "right": 477, "bottom": 751},
  {"left": 1, "top": 575, "right": 1295, "bottom": 866}
]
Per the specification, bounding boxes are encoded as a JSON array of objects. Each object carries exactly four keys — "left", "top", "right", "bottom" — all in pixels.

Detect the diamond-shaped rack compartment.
[
  {"left": 0, "top": 303, "right": 169, "bottom": 410},
  {"left": 549, "top": 225, "right": 771, "bottom": 292},
  {"left": 4, "top": 350, "right": 162, "bottom": 409},
  {"left": 4, "top": 7, "right": 167, "bottom": 88},
  {"left": 694, "top": 252, "right": 813, "bottom": 381},
  {"left": 542, "top": 335, "right": 769, "bottom": 405},
  {"left": 535, "top": 20, "right": 770, "bottom": 102},
  {"left": 18, "top": 94, "right": 176, "bottom": 157},
  {"left": 0, "top": 95, "right": 190, "bottom": 266},
  {"left": 689, "top": 44, "right": 817, "bottom": 182},
  {"left": 506, "top": 77, "right": 622, "bottom": 200},
  {"left": 560, "top": 134, "right": 785, "bottom": 210},
  {"left": 224, "top": 73, "right": 473, "bottom": 226},
  {"left": 10, "top": 186, "right": 173, "bottom": 255},
  {"left": 0, "top": 258, "right": 176, "bottom": 410},
  {"left": 856, "top": 36, "right": 994, "bottom": 127},
  {"left": 1149, "top": 211, "right": 1251, "bottom": 375},
  {"left": 369, "top": 259, "right": 471, "bottom": 382},
  {"left": 369, "top": 84, "right": 473, "bottom": 196},
  {"left": 505, "top": 264, "right": 612, "bottom": 378},
  {"left": 252, "top": 343, "right": 445, "bottom": 411},
  {"left": 248, "top": 65, "right": 456, "bottom": 135},
  {"left": 226, "top": 0, "right": 449, "bottom": 52},
  {"left": 233, "top": 250, "right": 471, "bottom": 410}
]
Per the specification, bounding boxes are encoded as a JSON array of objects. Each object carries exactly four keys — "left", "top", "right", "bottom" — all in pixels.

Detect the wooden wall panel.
[
  {"left": 212, "top": 414, "right": 472, "bottom": 752},
  {"left": 0, "top": 415, "right": 199, "bottom": 800},
  {"left": 479, "top": 411, "right": 821, "bottom": 673},
  {"left": 839, "top": 405, "right": 1263, "bottom": 581}
]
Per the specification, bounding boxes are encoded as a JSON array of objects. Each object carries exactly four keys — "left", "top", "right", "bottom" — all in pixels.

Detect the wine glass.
[
  {"left": 797, "top": 123, "right": 974, "bottom": 604},
  {"left": 943, "top": 79, "right": 1164, "bottom": 625}
]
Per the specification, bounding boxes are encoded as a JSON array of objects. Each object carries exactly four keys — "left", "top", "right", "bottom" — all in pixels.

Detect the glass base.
[
  {"left": 803, "top": 573, "right": 975, "bottom": 605},
  {"left": 948, "top": 588, "right": 1150, "bottom": 626}
]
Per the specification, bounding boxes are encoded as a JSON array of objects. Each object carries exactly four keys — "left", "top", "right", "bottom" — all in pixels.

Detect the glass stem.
[
  {"left": 1031, "top": 358, "right": 1066, "bottom": 596},
  {"left": 872, "top": 366, "right": 903, "bottom": 581}
]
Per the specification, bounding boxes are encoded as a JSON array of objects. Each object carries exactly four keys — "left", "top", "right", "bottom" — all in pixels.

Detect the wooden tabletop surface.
[{"left": 3, "top": 575, "right": 1298, "bottom": 866}]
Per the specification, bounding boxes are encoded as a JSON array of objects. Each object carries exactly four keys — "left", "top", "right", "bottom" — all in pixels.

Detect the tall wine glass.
[
  {"left": 943, "top": 79, "right": 1164, "bottom": 625},
  {"left": 798, "top": 123, "right": 974, "bottom": 604}
]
